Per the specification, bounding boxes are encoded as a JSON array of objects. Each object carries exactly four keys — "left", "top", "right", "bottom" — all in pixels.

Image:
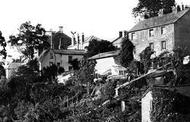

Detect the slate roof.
[
  {"left": 88, "top": 50, "right": 120, "bottom": 60},
  {"left": 53, "top": 49, "right": 85, "bottom": 55},
  {"left": 129, "top": 9, "right": 190, "bottom": 32}
]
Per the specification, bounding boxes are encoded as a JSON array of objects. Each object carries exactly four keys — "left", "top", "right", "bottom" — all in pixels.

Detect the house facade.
[
  {"left": 39, "top": 49, "right": 85, "bottom": 71},
  {"left": 88, "top": 50, "right": 127, "bottom": 76},
  {"left": 128, "top": 8, "right": 190, "bottom": 60}
]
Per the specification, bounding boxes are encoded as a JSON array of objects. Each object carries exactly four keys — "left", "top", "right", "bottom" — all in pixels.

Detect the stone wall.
[{"left": 129, "top": 24, "right": 174, "bottom": 60}]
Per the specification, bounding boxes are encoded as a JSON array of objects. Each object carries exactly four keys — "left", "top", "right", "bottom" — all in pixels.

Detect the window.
[
  {"left": 68, "top": 56, "right": 72, "bottom": 62},
  {"left": 149, "top": 43, "right": 154, "bottom": 51},
  {"left": 57, "top": 62, "right": 60, "bottom": 66},
  {"left": 149, "top": 29, "right": 154, "bottom": 37},
  {"left": 131, "top": 33, "right": 136, "bottom": 40},
  {"left": 161, "top": 41, "right": 166, "bottom": 50},
  {"left": 119, "top": 70, "right": 124, "bottom": 75},
  {"left": 161, "top": 26, "right": 166, "bottom": 35},
  {"left": 69, "top": 66, "right": 73, "bottom": 71}
]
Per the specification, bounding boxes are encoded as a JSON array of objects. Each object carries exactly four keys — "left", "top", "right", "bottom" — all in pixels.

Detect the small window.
[
  {"left": 149, "top": 43, "right": 154, "bottom": 51},
  {"left": 57, "top": 62, "right": 60, "bottom": 66},
  {"left": 69, "top": 66, "right": 73, "bottom": 71},
  {"left": 131, "top": 33, "right": 136, "bottom": 40},
  {"left": 161, "top": 27, "right": 166, "bottom": 35},
  {"left": 161, "top": 41, "right": 166, "bottom": 50},
  {"left": 149, "top": 29, "right": 154, "bottom": 37},
  {"left": 119, "top": 70, "right": 124, "bottom": 75},
  {"left": 68, "top": 56, "right": 72, "bottom": 62}
]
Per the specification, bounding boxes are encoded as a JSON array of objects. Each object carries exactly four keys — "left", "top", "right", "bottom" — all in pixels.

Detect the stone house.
[
  {"left": 38, "top": 49, "right": 85, "bottom": 71},
  {"left": 128, "top": 8, "right": 190, "bottom": 60}
]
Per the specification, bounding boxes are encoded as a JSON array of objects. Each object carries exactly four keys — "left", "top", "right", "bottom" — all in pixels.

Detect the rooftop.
[
  {"left": 88, "top": 50, "right": 120, "bottom": 60},
  {"left": 129, "top": 8, "right": 190, "bottom": 32},
  {"left": 53, "top": 49, "right": 85, "bottom": 55}
]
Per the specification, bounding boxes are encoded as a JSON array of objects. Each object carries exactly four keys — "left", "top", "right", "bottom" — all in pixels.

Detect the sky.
[{"left": 0, "top": 0, "right": 190, "bottom": 42}]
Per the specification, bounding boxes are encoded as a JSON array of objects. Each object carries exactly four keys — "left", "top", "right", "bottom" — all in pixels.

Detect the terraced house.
[{"left": 128, "top": 8, "right": 190, "bottom": 60}]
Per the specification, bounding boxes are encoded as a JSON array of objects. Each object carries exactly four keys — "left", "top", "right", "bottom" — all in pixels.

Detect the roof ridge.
[{"left": 129, "top": 8, "right": 190, "bottom": 32}]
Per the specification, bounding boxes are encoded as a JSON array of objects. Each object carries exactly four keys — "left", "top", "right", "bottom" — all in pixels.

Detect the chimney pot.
[
  {"left": 82, "top": 33, "right": 84, "bottom": 43},
  {"left": 124, "top": 31, "right": 128, "bottom": 37},
  {"left": 119, "top": 31, "right": 123, "bottom": 38},
  {"left": 59, "top": 26, "right": 63, "bottom": 33}
]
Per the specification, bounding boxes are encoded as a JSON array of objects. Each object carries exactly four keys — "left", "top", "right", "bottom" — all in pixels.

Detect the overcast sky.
[{"left": 0, "top": 0, "right": 190, "bottom": 41}]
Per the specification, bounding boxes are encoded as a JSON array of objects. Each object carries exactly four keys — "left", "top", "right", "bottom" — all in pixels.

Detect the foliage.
[
  {"left": 133, "top": 0, "right": 176, "bottom": 18},
  {"left": 51, "top": 32, "right": 71, "bottom": 49},
  {"left": 151, "top": 88, "right": 190, "bottom": 122},
  {"left": 0, "top": 31, "right": 7, "bottom": 59},
  {"left": 69, "top": 58, "right": 80, "bottom": 70},
  {"left": 77, "top": 58, "right": 96, "bottom": 85},
  {"left": 119, "top": 37, "right": 135, "bottom": 68},
  {"left": 8, "top": 21, "right": 50, "bottom": 60},
  {"left": 85, "top": 39, "right": 117, "bottom": 58},
  {"left": 139, "top": 46, "right": 154, "bottom": 73}
]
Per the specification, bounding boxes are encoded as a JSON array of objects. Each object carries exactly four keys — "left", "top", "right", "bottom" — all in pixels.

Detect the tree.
[
  {"left": 51, "top": 32, "right": 71, "bottom": 50},
  {"left": 8, "top": 21, "right": 50, "bottom": 60},
  {"left": 133, "top": 0, "right": 175, "bottom": 19},
  {"left": 119, "top": 37, "right": 134, "bottom": 68},
  {"left": 85, "top": 39, "right": 116, "bottom": 58},
  {"left": 0, "top": 31, "right": 7, "bottom": 59}
]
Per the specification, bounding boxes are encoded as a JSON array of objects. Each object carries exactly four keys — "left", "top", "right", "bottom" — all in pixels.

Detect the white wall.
[
  {"left": 142, "top": 91, "right": 152, "bottom": 122},
  {"left": 95, "top": 57, "right": 116, "bottom": 74}
]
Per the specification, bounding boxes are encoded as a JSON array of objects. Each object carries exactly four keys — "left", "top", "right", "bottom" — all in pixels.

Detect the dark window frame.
[
  {"left": 149, "top": 29, "right": 154, "bottom": 37},
  {"left": 149, "top": 42, "right": 154, "bottom": 51},
  {"left": 161, "top": 41, "right": 166, "bottom": 50},
  {"left": 161, "top": 26, "right": 166, "bottom": 35}
]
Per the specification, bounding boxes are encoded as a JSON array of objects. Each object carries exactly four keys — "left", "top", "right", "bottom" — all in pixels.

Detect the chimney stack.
[
  {"left": 77, "top": 34, "right": 80, "bottom": 49},
  {"left": 82, "top": 33, "right": 84, "bottom": 44},
  {"left": 59, "top": 26, "right": 63, "bottom": 33},
  {"left": 124, "top": 31, "right": 128, "bottom": 37},
  {"left": 172, "top": 6, "right": 178, "bottom": 13},
  {"left": 119, "top": 31, "right": 123, "bottom": 38},
  {"left": 182, "top": 4, "right": 185, "bottom": 10}
]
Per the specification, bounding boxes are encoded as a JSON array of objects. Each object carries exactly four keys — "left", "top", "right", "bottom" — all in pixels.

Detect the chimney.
[
  {"left": 182, "top": 4, "right": 185, "bottom": 10},
  {"left": 82, "top": 33, "right": 84, "bottom": 44},
  {"left": 124, "top": 31, "right": 128, "bottom": 37},
  {"left": 59, "top": 26, "right": 63, "bottom": 33},
  {"left": 77, "top": 34, "right": 80, "bottom": 49},
  {"left": 50, "top": 29, "right": 53, "bottom": 49},
  {"left": 119, "top": 31, "right": 123, "bottom": 38},
  {"left": 172, "top": 6, "right": 178, "bottom": 13}
]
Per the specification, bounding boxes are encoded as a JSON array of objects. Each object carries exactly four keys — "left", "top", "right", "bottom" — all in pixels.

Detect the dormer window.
[
  {"left": 149, "top": 29, "right": 154, "bottom": 37},
  {"left": 161, "top": 26, "right": 166, "bottom": 35}
]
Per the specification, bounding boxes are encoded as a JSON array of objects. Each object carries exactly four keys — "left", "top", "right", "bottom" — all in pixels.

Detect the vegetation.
[
  {"left": 151, "top": 88, "right": 190, "bottom": 122},
  {"left": 8, "top": 21, "right": 50, "bottom": 60},
  {"left": 133, "top": 0, "right": 176, "bottom": 18},
  {"left": 85, "top": 39, "right": 117, "bottom": 58},
  {"left": 0, "top": 31, "right": 7, "bottom": 59},
  {"left": 119, "top": 37, "right": 134, "bottom": 68},
  {"left": 51, "top": 31, "right": 71, "bottom": 50}
]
